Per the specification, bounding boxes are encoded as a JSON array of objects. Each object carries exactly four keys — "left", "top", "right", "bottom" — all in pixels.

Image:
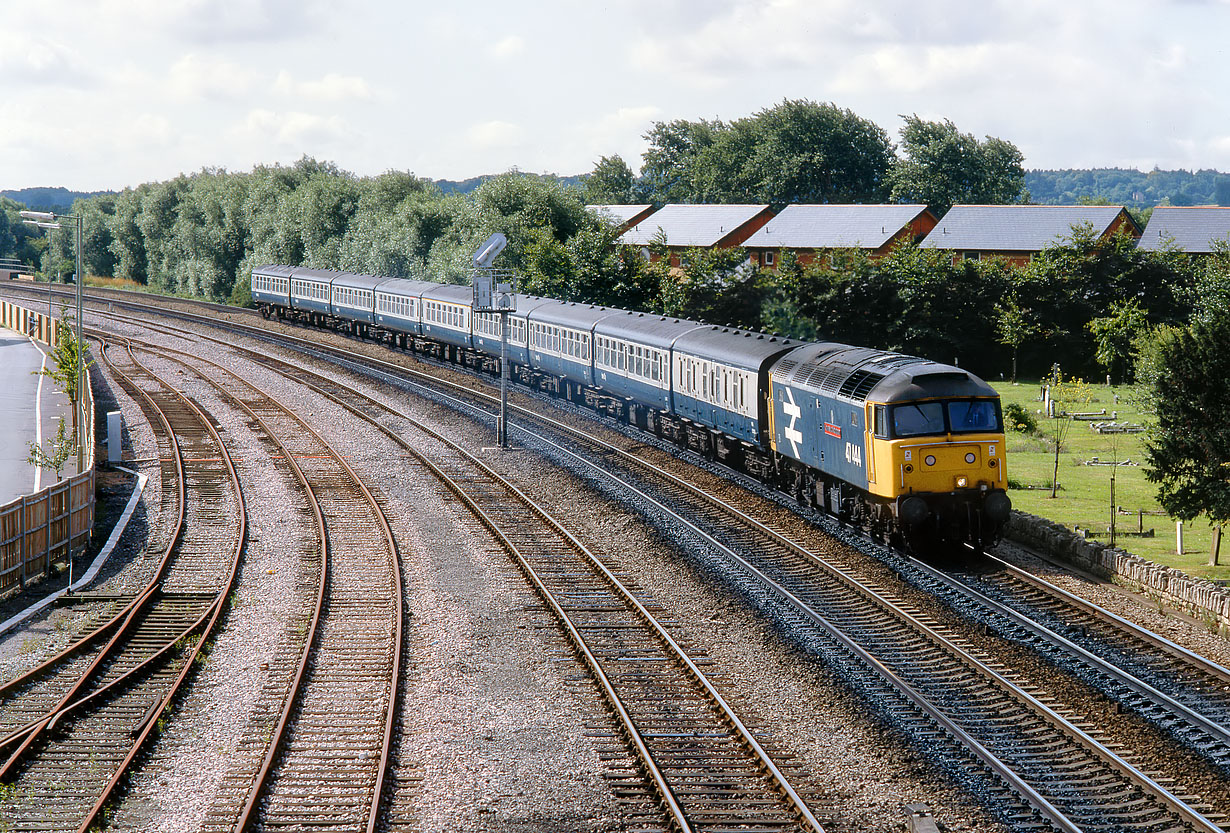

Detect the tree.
[
  {"left": 1145, "top": 312, "right": 1230, "bottom": 560},
  {"left": 583, "top": 155, "right": 637, "bottom": 205},
  {"left": 1018, "top": 226, "right": 1191, "bottom": 378},
  {"left": 1191, "top": 237, "right": 1230, "bottom": 325},
  {"left": 640, "top": 101, "right": 895, "bottom": 206},
  {"left": 994, "top": 291, "right": 1043, "bottom": 383},
  {"left": 639, "top": 118, "right": 723, "bottom": 205},
  {"left": 727, "top": 99, "right": 894, "bottom": 205},
  {"left": 28, "top": 417, "right": 76, "bottom": 482},
  {"left": 888, "top": 115, "right": 1027, "bottom": 215},
  {"left": 1044, "top": 368, "right": 1094, "bottom": 498},
  {"left": 1087, "top": 298, "right": 1149, "bottom": 383},
  {"left": 34, "top": 311, "right": 93, "bottom": 443}
]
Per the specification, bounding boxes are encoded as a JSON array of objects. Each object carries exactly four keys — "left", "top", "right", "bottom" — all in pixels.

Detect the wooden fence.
[{"left": 0, "top": 300, "right": 94, "bottom": 596}]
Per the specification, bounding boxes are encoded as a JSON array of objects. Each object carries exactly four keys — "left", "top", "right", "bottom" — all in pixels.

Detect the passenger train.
[{"left": 252, "top": 264, "right": 1012, "bottom": 549}]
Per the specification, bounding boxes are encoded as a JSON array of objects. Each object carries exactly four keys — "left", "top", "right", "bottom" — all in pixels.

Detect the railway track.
[
  {"left": 12, "top": 284, "right": 1230, "bottom": 830},
  {"left": 221, "top": 318, "right": 1230, "bottom": 830},
  {"left": 112, "top": 343, "right": 404, "bottom": 833},
  {"left": 931, "top": 552, "right": 1230, "bottom": 761},
  {"left": 0, "top": 335, "right": 246, "bottom": 832},
  {"left": 142, "top": 330, "right": 827, "bottom": 831}
]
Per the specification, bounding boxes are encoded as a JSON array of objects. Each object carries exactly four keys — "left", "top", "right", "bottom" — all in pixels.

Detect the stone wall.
[{"left": 1005, "top": 511, "right": 1230, "bottom": 633}]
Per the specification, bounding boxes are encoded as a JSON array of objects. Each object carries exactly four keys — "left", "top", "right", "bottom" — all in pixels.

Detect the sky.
[{"left": 1, "top": 0, "right": 1228, "bottom": 192}]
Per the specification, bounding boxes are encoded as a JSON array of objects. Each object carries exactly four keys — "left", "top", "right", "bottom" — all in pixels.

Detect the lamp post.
[{"left": 20, "top": 210, "right": 84, "bottom": 472}]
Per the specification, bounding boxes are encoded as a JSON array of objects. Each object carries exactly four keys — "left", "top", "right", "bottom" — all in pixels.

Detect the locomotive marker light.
[{"left": 471, "top": 233, "right": 516, "bottom": 448}]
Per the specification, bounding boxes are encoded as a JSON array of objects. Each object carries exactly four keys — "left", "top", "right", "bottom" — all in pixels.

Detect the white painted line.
[
  {"left": 0, "top": 466, "right": 148, "bottom": 637},
  {"left": 27, "top": 336, "right": 48, "bottom": 494}
]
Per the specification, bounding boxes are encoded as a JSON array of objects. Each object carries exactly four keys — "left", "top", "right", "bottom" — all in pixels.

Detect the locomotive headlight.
[
  {"left": 957, "top": 476, "right": 969, "bottom": 488},
  {"left": 965, "top": 452, "right": 976, "bottom": 464},
  {"left": 925, "top": 455, "right": 936, "bottom": 466}
]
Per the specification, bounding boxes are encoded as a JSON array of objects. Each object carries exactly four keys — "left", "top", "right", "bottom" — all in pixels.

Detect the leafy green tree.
[
  {"left": 883, "top": 245, "right": 1008, "bottom": 368},
  {"left": 1145, "top": 312, "right": 1230, "bottom": 559},
  {"left": 1087, "top": 298, "right": 1149, "bottom": 382},
  {"left": 109, "top": 186, "right": 150, "bottom": 284},
  {"left": 28, "top": 417, "right": 76, "bottom": 482},
  {"left": 781, "top": 248, "right": 903, "bottom": 348},
  {"left": 700, "top": 99, "right": 894, "bottom": 205},
  {"left": 1044, "top": 369, "right": 1094, "bottom": 498},
  {"left": 639, "top": 101, "right": 894, "bottom": 207},
  {"left": 35, "top": 311, "right": 93, "bottom": 442},
  {"left": 1019, "top": 227, "right": 1192, "bottom": 377},
  {"left": 657, "top": 247, "right": 764, "bottom": 330},
  {"left": 1130, "top": 323, "right": 1182, "bottom": 414},
  {"left": 995, "top": 291, "right": 1043, "bottom": 383},
  {"left": 0, "top": 197, "right": 18, "bottom": 259},
  {"left": 1191, "top": 238, "right": 1230, "bottom": 325},
  {"left": 639, "top": 118, "right": 723, "bottom": 205},
  {"left": 888, "top": 115, "right": 1027, "bottom": 214},
  {"left": 80, "top": 196, "right": 118, "bottom": 278},
  {"left": 583, "top": 155, "right": 637, "bottom": 205}
]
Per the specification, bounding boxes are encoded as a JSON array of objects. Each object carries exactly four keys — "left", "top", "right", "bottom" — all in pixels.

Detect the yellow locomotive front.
[{"left": 865, "top": 392, "right": 1011, "bottom": 547}]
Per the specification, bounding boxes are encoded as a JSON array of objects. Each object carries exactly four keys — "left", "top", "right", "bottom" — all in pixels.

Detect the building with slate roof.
[
  {"left": 587, "top": 204, "right": 657, "bottom": 235},
  {"left": 741, "top": 204, "right": 937, "bottom": 269},
  {"left": 618, "top": 204, "right": 773, "bottom": 267},
  {"left": 1137, "top": 206, "right": 1230, "bottom": 253},
  {"left": 920, "top": 204, "right": 1141, "bottom": 266}
]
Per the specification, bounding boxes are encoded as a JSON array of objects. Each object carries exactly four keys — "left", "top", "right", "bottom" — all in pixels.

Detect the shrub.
[{"left": 1004, "top": 402, "right": 1038, "bottom": 434}]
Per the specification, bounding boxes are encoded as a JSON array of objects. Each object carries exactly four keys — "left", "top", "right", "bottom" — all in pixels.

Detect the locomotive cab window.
[
  {"left": 891, "top": 402, "right": 945, "bottom": 437},
  {"left": 873, "top": 405, "right": 889, "bottom": 439},
  {"left": 890, "top": 399, "right": 1002, "bottom": 437},
  {"left": 947, "top": 399, "right": 1001, "bottom": 433}
]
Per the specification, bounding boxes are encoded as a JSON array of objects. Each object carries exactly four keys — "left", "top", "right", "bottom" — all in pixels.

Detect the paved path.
[{"left": 0, "top": 331, "right": 76, "bottom": 506}]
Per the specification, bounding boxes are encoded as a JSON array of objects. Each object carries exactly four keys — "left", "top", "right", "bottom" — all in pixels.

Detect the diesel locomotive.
[{"left": 252, "top": 264, "right": 1011, "bottom": 549}]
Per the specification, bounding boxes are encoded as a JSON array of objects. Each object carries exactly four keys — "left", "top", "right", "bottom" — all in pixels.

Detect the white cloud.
[
  {"left": 490, "top": 36, "right": 525, "bottom": 59},
  {"left": 234, "top": 109, "right": 350, "bottom": 148},
  {"left": 101, "top": 0, "right": 329, "bottom": 43},
  {"left": 169, "top": 54, "right": 258, "bottom": 100},
  {"left": 273, "top": 71, "right": 372, "bottom": 101},
  {"left": 577, "top": 106, "right": 661, "bottom": 171},
  {"left": 0, "top": 33, "right": 85, "bottom": 85},
  {"left": 467, "top": 120, "right": 525, "bottom": 149}
]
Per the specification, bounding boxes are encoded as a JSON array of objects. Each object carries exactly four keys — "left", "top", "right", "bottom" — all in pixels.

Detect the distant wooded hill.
[
  {"left": 2, "top": 186, "right": 115, "bottom": 213},
  {"left": 3, "top": 174, "right": 585, "bottom": 210},
  {"left": 1025, "top": 168, "right": 1230, "bottom": 208},
  {"left": 7, "top": 168, "right": 1227, "bottom": 211}
]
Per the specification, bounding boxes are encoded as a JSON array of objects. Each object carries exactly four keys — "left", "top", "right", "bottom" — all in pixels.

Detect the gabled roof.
[
  {"left": 920, "top": 205, "right": 1133, "bottom": 251},
  {"left": 1137, "top": 206, "right": 1230, "bottom": 252},
  {"left": 619, "top": 204, "right": 770, "bottom": 247},
  {"left": 587, "top": 204, "right": 654, "bottom": 225},
  {"left": 741, "top": 204, "right": 932, "bottom": 249}
]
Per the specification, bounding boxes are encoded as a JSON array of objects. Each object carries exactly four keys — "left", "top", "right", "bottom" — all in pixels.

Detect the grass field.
[{"left": 994, "top": 379, "right": 1227, "bottom": 579}]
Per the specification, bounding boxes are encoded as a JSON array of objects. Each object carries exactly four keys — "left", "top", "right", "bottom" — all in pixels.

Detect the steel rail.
[
  {"left": 261, "top": 353, "right": 825, "bottom": 833},
  {"left": 0, "top": 336, "right": 190, "bottom": 777},
  {"left": 987, "top": 552, "right": 1230, "bottom": 682},
  {"left": 902, "top": 552, "right": 1230, "bottom": 748},
  {"left": 0, "top": 333, "right": 246, "bottom": 832},
  {"left": 130, "top": 346, "right": 402, "bottom": 833},
  {"left": 42, "top": 287, "right": 1230, "bottom": 831}
]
